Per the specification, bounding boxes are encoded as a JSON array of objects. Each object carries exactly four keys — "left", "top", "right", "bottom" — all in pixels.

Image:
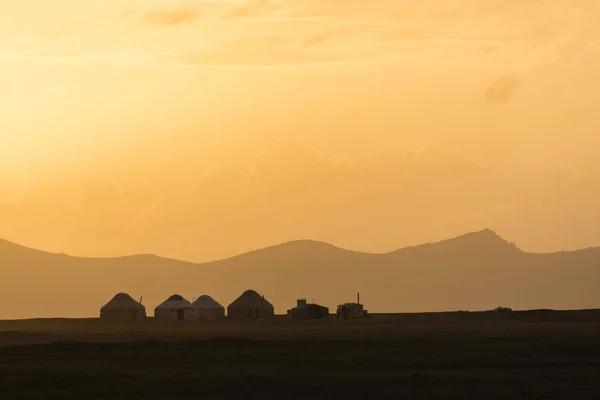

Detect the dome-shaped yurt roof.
[
  {"left": 101, "top": 292, "right": 145, "bottom": 311},
  {"left": 192, "top": 295, "right": 224, "bottom": 309},
  {"left": 228, "top": 290, "right": 273, "bottom": 310},
  {"left": 155, "top": 294, "right": 192, "bottom": 310}
]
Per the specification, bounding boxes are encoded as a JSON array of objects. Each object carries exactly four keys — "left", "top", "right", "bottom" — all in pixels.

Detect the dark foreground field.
[{"left": 1, "top": 311, "right": 600, "bottom": 399}]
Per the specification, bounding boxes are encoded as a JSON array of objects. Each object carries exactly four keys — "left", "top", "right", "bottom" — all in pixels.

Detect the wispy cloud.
[
  {"left": 163, "top": 59, "right": 361, "bottom": 71},
  {"left": 0, "top": 51, "right": 151, "bottom": 65},
  {"left": 142, "top": 9, "right": 201, "bottom": 27},
  {"left": 222, "top": 0, "right": 272, "bottom": 19},
  {"left": 159, "top": 33, "right": 364, "bottom": 70},
  {"left": 0, "top": 31, "right": 362, "bottom": 70},
  {"left": 302, "top": 25, "right": 357, "bottom": 49}
]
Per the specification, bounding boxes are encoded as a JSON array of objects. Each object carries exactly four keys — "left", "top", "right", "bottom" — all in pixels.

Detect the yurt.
[
  {"left": 227, "top": 289, "right": 274, "bottom": 320},
  {"left": 188, "top": 295, "right": 225, "bottom": 320},
  {"left": 154, "top": 294, "right": 193, "bottom": 321},
  {"left": 100, "top": 293, "right": 146, "bottom": 322}
]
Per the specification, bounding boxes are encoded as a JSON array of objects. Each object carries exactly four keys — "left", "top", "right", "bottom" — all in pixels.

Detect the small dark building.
[
  {"left": 289, "top": 299, "right": 329, "bottom": 320},
  {"left": 227, "top": 289, "right": 275, "bottom": 320},
  {"left": 337, "top": 293, "right": 367, "bottom": 319},
  {"left": 336, "top": 302, "right": 364, "bottom": 319}
]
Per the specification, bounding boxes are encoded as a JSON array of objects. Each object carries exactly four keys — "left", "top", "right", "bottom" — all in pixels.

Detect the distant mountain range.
[{"left": 1, "top": 229, "right": 599, "bottom": 319}]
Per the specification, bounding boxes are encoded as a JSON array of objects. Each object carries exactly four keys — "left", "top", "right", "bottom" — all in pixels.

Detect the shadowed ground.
[{"left": 1, "top": 311, "right": 600, "bottom": 399}]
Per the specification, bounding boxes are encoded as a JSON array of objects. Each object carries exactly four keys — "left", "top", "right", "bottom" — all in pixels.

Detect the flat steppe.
[{"left": 1, "top": 310, "right": 600, "bottom": 399}]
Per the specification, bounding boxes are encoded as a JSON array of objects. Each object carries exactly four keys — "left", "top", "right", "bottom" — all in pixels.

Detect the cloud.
[
  {"left": 222, "top": 0, "right": 271, "bottom": 19},
  {"left": 0, "top": 51, "right": 151, "bottom": 65},
  {"left": 160, "top": 34, "right": 362, "bottom": 69},
  {"left": 280, "top": 0, "right": 394, "bottom": 20},
  {"left": 0, "top": 32, "right": 359, "bottom": 70},
  {"left": 484, "top": 74, "right": 521, "bottom": 103},
  {"left": 142, "top": 9, "right": 201, "bottom": 27},
  {"left": 302, "top": 26, "right": 355, "bottom": 49}
]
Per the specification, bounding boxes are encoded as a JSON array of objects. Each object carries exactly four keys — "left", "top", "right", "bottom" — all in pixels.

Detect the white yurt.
[
  {"left": 100, "top": 293, "right": 146, "bottom": 322},
  {"left": 188, "top": 295, "right": 226, "bottom": 321},
  {"left": 154, "top": 294, "right": 193, "bottom": 321}
]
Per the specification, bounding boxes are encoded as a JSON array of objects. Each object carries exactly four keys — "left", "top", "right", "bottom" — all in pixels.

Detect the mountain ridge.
[{"left": 1, "top": 229, "right": 594, "bottom": 264}]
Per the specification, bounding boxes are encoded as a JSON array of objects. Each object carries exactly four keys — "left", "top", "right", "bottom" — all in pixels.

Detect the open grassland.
[{"left": 1, "top": 311, "right": 600, "bottom": 399}]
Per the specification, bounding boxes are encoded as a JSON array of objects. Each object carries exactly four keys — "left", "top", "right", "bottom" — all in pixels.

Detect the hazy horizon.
[{"left": 2, "top": 0, "right": 600, "bottom": 262}]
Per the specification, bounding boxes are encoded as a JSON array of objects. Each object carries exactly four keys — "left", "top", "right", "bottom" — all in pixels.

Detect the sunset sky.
[{"left": 1, "top": 0, "right": 600, "bottom": 261}]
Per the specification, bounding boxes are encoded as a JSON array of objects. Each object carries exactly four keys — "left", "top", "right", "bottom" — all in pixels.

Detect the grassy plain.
[{"left": 1, "top": 311, "right": 600, "bottom": 399}]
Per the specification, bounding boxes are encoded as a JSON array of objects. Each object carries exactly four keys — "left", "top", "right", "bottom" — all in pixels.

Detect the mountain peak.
[
  {"left": 465, "top": 228, "right": 514, "bottom": 242},
  {"left": 217, "top": 239, "right": 365, "bottom": 266},
  {"left": 394, "top": 229, "right": 522, "bottom": 257},
  {"left": 276, "top": 239, "right": 339, "bottom": 250},
  {"left": 440, "top": 229, "right": 521, "bottom": 251},
  {"left": 244, "top": 239, "right": 347, "bottom": 256},
  {"left": 459, "top": 228, "right": 506, "bottom": 241}
]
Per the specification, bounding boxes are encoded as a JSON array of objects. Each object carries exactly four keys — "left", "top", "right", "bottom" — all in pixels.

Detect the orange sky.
[{"left": 1, "top": 0, "right": 600, "bottom": 261}]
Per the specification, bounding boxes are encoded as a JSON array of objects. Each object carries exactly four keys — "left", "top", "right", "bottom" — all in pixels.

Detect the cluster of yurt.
[
  {"left": 99, "top": 290, "right": 272, "bottom": 322},
  {"left": 100, "top": 290, "right": 367, "bottom": 322},
  {"left": 152, "top": 294, "right": 228, "bottom": 321}
]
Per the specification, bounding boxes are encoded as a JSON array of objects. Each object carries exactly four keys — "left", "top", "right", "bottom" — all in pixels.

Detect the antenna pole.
[{"left": 139, "top": 296, "right": 143, "bottom": 305}]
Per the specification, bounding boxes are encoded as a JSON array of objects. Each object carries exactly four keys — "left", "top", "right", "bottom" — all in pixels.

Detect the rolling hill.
[{"left": 1, "top": 229, "right": 599, "bottom": 319}]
